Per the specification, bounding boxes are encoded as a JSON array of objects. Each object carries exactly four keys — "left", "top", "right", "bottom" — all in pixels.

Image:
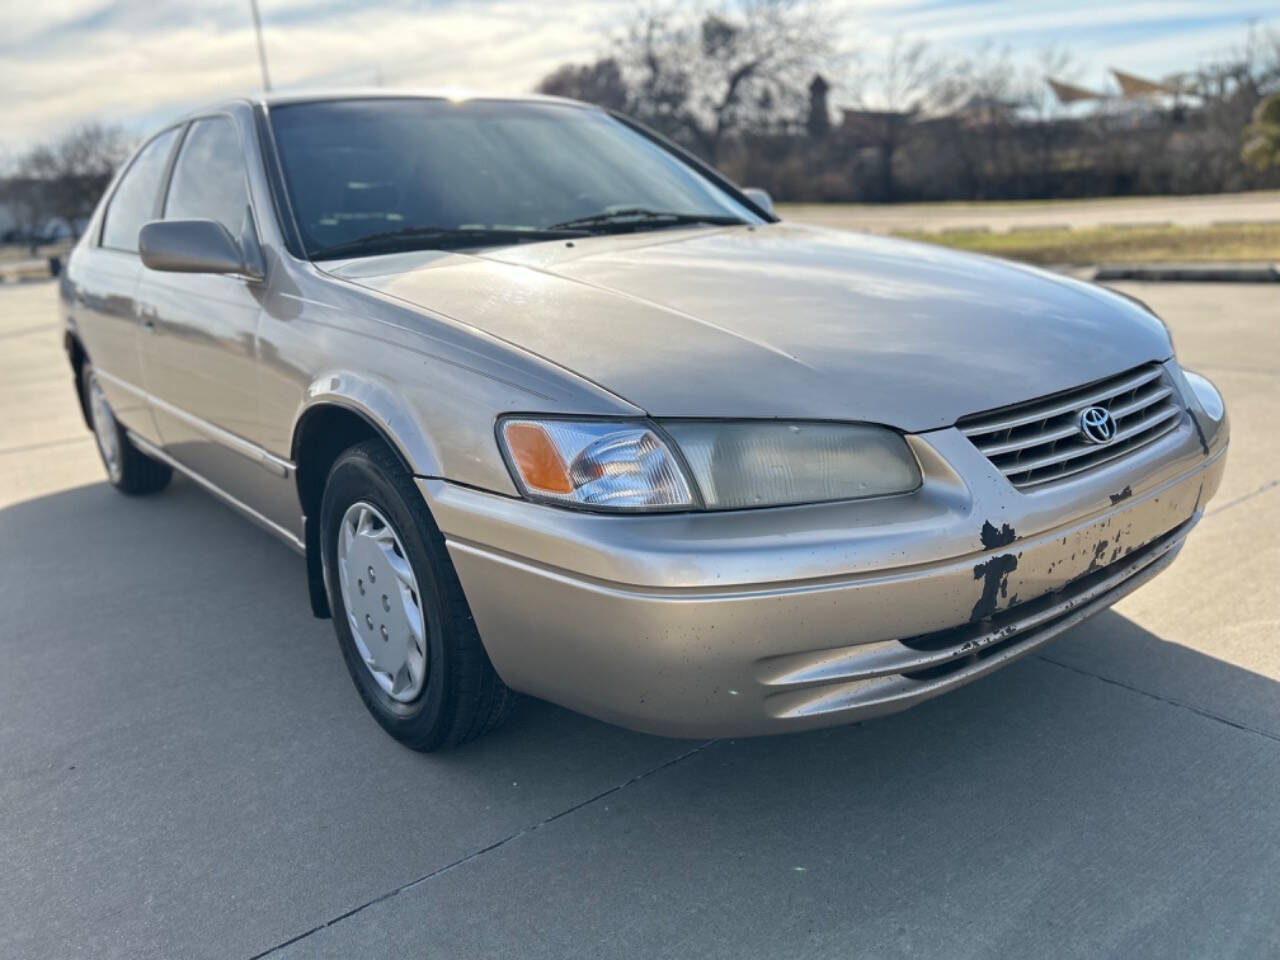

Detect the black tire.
[
  {"left": 82, "top": 362, "right": 172, "bottom": 496},
  {"left": 320, "top": 439, "right": 514, "bottom": 751}
]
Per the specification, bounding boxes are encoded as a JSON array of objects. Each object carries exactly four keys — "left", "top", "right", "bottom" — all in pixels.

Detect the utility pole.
[{"left": 249, "top": 0, "right": 272, "bottom": 92}]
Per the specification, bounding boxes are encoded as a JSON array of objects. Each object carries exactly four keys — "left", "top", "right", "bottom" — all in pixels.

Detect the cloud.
[
  {"left": 1, "top": 0, "right": 1274, "bottom": 151},
  {"left": 0, "top": 0, "right": 626, "bottom": 146}
]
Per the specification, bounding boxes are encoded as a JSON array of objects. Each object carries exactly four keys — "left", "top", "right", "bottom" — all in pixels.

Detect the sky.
[{"left": 1, "top": 0, "right": 1276, "bottom": 155}]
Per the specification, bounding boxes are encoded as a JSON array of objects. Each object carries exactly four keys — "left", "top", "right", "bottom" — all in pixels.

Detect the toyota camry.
[{"left": 60, "top": 92, "right": 1229, "bottom": 749}]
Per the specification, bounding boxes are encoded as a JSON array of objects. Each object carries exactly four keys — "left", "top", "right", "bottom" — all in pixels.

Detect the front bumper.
[{"left": 424, "top": 378, "right": 1228, "bottom": 738}]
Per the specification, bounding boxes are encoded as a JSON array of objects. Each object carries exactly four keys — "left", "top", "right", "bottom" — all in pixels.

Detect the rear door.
[
  {"left": 135, "top": 114, "right": 275, "bottom": 511},
  {"left": 72, "top": 127, "right": 182, "bottom": 445}
]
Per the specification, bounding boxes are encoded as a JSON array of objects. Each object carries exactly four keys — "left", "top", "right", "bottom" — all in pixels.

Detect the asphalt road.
[
  {"left": 781, "top": 189, "right": 1280, "bottom": 234},
  {"left": 2, "top": 278, "right": 1278, "bottom": 959}
]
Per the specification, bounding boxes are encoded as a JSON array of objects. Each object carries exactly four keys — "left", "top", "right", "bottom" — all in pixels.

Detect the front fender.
[{"left": 293, "top": 369, "right": 444, "bottom": 478}]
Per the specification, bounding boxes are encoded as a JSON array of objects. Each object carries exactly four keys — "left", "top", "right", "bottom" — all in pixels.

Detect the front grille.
[{"left": 958, "top": 364, "right": 1185, "bottom": 489}]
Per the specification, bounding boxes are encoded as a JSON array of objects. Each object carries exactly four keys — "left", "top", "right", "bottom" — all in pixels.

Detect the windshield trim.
[{"left": 255, "top": 103, "right": 307, "bottom": 260}]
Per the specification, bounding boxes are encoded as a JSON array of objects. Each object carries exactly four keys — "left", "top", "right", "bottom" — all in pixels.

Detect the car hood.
[{"left": 324, "top": 223, "right": 1173, "bottom": 432}]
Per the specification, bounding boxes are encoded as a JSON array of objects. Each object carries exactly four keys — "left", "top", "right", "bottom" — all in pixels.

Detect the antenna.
[{"left": 249, "top": 0, "right": 272, "bottom": 92}]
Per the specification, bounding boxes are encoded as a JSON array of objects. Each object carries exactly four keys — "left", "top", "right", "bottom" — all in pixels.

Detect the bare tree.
[
  {"left": 530, "top": 14, "right": 1279, "bottom": 202},
  {"left": 536, "top": 57, "right": 631, "bottom": 112},
  {"left": 1192, "top": 22, "right": 1280, "bottom": 102},
  {"left": 1172, "top": 23, "right": 1280, "bottom": 192},
  {"left": 877, "top": 37, "right": 957, "bottom": 115},
  {"left": 613, "top": 1, "right": 842, "bottom": 161},
  {"left": 845, "top": 36, "right": 956, "bottom": 200},
  {"left": 921, "top": 44, "right": 1021, "bottom": 198},
  {"left": 1027, "top": 45, "right": 1077, "bottom": 119},
  {"left": 17, "top": 123, "right": 134, "bottom": 236}
]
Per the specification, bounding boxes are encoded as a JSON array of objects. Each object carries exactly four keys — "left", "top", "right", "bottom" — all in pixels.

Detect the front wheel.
[
  {"left": 83, "top": 363, "right": 172, "bottom": 495},
  {"left": 320, "top": 440, "right": 513, "bottom": 751}
]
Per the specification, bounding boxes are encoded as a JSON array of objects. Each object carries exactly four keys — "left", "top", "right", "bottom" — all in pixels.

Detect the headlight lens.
[
  {"left": 499, "top": 419, "right": 694, "bottom": 510},
  {"left": 499, "top": 417, "right": 920, "bottom": 512},
  {"left": 662, "top": 420, "right": 920, "bottom": 509}
]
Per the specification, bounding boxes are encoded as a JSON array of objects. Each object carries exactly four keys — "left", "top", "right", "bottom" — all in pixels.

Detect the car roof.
[{"left": 188, "top": 87, "right": 597, "bottom": 118}]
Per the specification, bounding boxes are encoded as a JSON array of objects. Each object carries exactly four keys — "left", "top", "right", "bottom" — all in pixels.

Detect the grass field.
[
  {"left": 783, "top": 190, "right": 1280, "bottom": 215},
  {"left": 892, "top": 223, "right": 1280, "bottom": 266}
]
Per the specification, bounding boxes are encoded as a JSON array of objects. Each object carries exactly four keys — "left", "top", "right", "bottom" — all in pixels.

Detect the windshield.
[{"left": 267, "top": 98, "right": 761, "bottom": 259}]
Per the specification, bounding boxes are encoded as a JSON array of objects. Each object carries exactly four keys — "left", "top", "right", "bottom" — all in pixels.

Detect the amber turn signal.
[{"left": 502, "top": 422, "right": 574, "bottom": 493}]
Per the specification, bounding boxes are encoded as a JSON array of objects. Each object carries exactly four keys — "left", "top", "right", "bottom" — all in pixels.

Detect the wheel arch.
[
  {"left": 290, "top": 377, "right": 443, "bottom": 618},
  {"left": 65, "top": 331, "right": 92, "bottom": 429}
]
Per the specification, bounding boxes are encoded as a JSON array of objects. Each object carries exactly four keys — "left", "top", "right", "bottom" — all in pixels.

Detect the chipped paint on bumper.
[{"left": 423, "top": 407, "right": 1227, "bottom": 739}]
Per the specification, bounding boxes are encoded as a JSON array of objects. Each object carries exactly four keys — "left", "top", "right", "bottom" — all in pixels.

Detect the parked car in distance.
[{"left": 61, "top": 91, "right": 1228, "bottom": 750}]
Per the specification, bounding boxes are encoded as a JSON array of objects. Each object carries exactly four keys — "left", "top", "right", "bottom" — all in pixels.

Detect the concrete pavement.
[{"left": 1, "top": 279, "right": 1277, "bottom": 959}]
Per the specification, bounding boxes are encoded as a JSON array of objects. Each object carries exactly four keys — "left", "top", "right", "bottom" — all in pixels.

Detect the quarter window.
[
  {"left": 165, "top": 117, "right": 251, "bottom": 237},
  {"left": 100, "top": 128, "right": 180, "bottom": 252}
]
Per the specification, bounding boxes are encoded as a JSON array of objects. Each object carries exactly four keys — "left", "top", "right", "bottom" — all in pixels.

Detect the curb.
[
  {"left": 0, "top": 256, "right": 63, "bottom": 284},
  {"left": 1092, "top": 263, "right": 1279, "bottom": 282}
]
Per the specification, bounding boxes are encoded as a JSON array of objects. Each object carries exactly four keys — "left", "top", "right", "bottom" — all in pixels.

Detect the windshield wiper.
[
  {"left": 546, "top": 208, "right": 749, "bottom": 232},
  {"left": 309, "top": 225, "right": 588, "bottom": 261}
]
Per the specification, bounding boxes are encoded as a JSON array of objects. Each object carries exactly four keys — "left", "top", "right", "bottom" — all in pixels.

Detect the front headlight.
[
  {"left": 498, "top": 419, "right": 695, "bottom": 510},
  {"left": 498, "top": 417, "right": 921, "bottom": 512},
  {"left": 663, "top": 420, "right": 921, "bottom": 508}
]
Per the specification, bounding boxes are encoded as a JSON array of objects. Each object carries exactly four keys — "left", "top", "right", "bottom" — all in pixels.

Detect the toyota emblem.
[{"left": 1078, "top": 405, "right": 1117, "bottom": 444}]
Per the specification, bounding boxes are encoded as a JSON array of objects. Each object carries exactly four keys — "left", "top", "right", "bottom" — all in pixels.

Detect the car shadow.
[{"left": 3, "top": 476, "right": 1278, "bottom": 958}]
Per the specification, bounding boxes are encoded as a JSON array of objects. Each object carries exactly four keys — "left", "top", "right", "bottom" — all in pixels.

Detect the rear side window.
[
  {"left": 100, "top": 128, "right": 180, "bottom": 252},
  {"left": 165, "top": 117, "right": 251, "bottom": 237}
]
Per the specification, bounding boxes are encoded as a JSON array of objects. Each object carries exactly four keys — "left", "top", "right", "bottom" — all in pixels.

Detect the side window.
[
  {"left": 165, "top": 117, "right": 251, "bottom": 237},
  {"left": 100, "top": 128, "right": 180, "bottom": 252}
]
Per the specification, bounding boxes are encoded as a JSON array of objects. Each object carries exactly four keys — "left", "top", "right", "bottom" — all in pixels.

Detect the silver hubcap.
[
  {"left": 337, "top": 501, "right": 427, "bottom": 702},
  {"left": 88, "top": 374, "right": 122, "bottom": 484}
]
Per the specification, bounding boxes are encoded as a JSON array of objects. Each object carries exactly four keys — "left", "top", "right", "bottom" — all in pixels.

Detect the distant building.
[
  {"left": 1111, "top": 69, "right": 1181, "bottom": 98},
  {"left": 1046, "top": 79, "right": 1107, "bottom": 105},
  {"left": 1047, "top": 68, "right": 1190, "bottom": 111},
  {"left": 807, "top": 74, "right": 831, "bottom": 138}
]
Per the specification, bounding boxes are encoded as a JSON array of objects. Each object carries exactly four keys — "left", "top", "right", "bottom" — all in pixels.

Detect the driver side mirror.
[
  {"left": 743, "top": 187, "right": 774, "bottom": 216},
  {"left": 139, "top": 219, "right": 264, "bottom": 280}
]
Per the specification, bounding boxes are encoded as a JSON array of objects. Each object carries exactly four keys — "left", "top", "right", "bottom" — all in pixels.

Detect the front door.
[{"left": 135, "top": 115, "right": 275, "bottom": 517}]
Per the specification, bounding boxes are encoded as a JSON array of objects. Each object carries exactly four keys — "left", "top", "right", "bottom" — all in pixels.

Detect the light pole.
[{"left": 249, "top": 0, "right": 272, "bottom": 92}]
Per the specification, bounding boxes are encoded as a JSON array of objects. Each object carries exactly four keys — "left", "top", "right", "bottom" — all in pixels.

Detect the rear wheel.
[
  {"left": 82, "top": 363, "right": 172, "bottom": 495},
  {"left": 320, "top": 440, "right": 514, "bottom": 750}
]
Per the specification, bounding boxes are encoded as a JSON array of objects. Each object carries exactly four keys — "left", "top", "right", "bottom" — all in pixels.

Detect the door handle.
[{"left": 139, "top": 305, "right": 158, "bottom": 332}]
